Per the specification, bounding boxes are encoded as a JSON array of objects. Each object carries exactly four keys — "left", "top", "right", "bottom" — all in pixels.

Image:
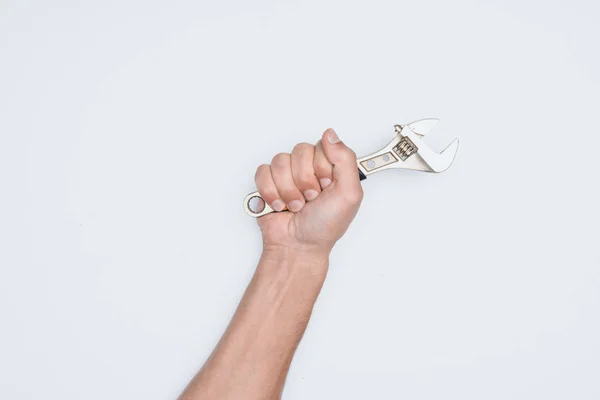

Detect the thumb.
[{"left": 320, "top": 128, "right": 360, "bottom": 189}]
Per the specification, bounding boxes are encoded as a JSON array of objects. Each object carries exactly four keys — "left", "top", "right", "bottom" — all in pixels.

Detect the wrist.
[
  {"left": 259, "top": 244, "right": 330, "bottom": 285},
  {"left": 261, "top": 243, "right": 330, "bottom": 265}
]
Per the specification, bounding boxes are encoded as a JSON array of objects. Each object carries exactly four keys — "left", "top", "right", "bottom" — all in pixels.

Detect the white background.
[{"left": 1, "top": 0, "right": 599, "bottom": 399}]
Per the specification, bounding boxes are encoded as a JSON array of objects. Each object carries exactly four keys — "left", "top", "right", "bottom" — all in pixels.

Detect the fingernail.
[
  {"left": 304, "top": 189, "right": 318, "bottom": 201},
  {"left": 327, "top": 129, "right": 340, "bottom": 144},
  {"left": 319, "top": 178, "right": 332, "bottom": 189},
  {"left": 271, "top": 200, "right": 285, "bottom": 212},
  {"left": 288, "top": 200, "right": 304, "bottom": 212}
]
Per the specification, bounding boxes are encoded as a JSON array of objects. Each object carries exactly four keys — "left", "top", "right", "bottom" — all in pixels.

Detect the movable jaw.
[{"left": 357, "top": 118, "right": 459, "bottom": 176}]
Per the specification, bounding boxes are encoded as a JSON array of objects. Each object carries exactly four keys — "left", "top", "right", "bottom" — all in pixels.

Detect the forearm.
[
  {"left": 180, "top": 128, "right": 361, "bottom": 399},
  {"left": 180, "top": 247, "right": 329, "bottom": 400}
]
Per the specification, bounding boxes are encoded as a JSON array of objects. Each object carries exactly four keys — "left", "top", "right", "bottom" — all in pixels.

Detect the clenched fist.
[{"left": 254, "top": 129, "right": 363, "bottom": 256}]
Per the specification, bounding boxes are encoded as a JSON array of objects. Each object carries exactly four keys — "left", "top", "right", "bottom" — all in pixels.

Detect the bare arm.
[
  {"left": 180, "top": 129, "right": 362, "bottom": 400},
  {"left": 180, "top": 250, "right": 328, "bottom": 399}
]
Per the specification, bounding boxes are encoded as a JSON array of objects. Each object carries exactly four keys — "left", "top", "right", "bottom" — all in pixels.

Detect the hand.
[{"left": 254, "top": 129, "right": 363, "bottom": 257}]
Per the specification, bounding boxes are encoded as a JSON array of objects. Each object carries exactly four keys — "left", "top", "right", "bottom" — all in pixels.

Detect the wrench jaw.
[
  {"left": 357, "top": 121, "right": 459, "bottom": 176},
  {"left": 405, "top": 118, "right": 440, "bottom": 137},
  {"left": 401, "top": 125, "right": 460, "bottom": 173},
  {"left": 429, "top": 137, "right": 459, "bottom": 172}
]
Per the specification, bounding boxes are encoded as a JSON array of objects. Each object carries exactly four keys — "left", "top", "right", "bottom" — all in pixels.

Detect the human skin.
[{"left": 179, "top": 129, "right": 363, "bottom": 400}]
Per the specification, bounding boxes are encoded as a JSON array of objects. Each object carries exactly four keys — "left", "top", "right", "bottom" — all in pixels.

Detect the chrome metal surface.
[
  {"left": 244, "top": 118, "right": 459, "bottom": 217},
  {"left": 243, "top": 193, "right": 274, "bottom": 217},
  {"left": 407, "top": 118, "right": 439, "bottom": 136}
]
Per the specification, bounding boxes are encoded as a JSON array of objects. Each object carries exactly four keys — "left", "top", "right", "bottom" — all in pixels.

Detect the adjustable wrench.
[{"left": 243, "top": 119, "right": 459, "bottom": 217}]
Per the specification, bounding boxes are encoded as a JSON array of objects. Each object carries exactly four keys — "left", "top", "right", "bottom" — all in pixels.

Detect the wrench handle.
[{"left": 244, "top": 168, "right": 366, "bottom": 218}]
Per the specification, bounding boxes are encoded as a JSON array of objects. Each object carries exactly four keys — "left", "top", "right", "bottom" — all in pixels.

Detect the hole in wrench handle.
[{"left": 243, "top": 191, "right": 275, "bottom": 218}]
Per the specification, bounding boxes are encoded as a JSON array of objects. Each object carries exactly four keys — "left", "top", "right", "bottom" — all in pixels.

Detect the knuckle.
[
  {"left": 292, "top": 142, "right": 314, "bottom": 155},
  {"left": 315, "top": 168, "right": 331, "bottom": 179},
  {"left": 271, "top": 152, "right": 290, "bottom": 167},
  {"left": 254, "top": 164, "right": 270, "bottom": 180},
  {"left": 313, "top": 160, "right": 331, "bottom": 176},
  {"left": 295, "top": 170, "right": 316, "bottom": 187},
  {"left": 280, "top": 187, "right": 300, "bottom": 201},
  {"left": 260, "top": 188, "right": 279, "bottom": 202},
  {"left": 345, "top": 188, "right": 364, "bottom": 205},
  {"left": 340, "top": 147, "right": 357, "bottom": 161}
]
